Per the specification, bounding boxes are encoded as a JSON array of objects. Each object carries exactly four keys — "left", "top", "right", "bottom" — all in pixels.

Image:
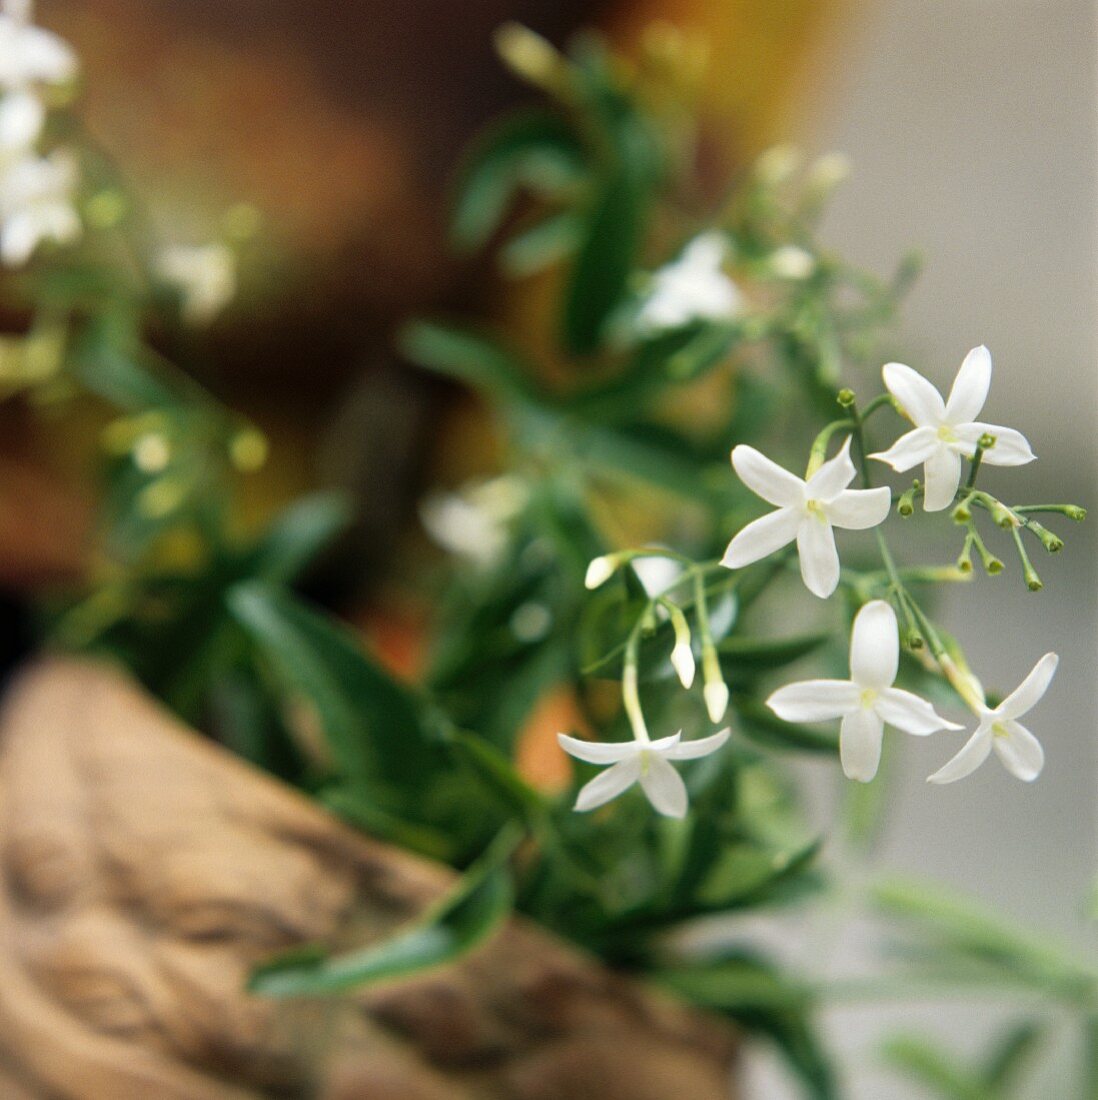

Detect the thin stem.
[{"left": 622, "top": 611, "right": 652, "bottom": 743}]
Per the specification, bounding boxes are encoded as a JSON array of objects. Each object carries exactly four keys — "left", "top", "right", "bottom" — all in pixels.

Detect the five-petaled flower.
[
  {"left": 636, "top": 231, "right": 740, "bottom": 333},
  {"left": 928, "top": 653, "right": 1057, "bottom": 784},
  {"left": 558, "top": 728, "right": 730, "bottom": 818},
  {"left": 768, "top": 600, "right": 961, "bottom": 781},
  {"left": 870, "top": 346, "right": 1035, "bottom": 512},
  {"left": 722, "top": 437, "right": 891, "bottom": 598}
]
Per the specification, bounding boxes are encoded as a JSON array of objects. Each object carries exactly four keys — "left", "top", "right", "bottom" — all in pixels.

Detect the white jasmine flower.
[
  {"left": 558, "top": 728, "right": 731, "bottom": 817},
  {"left": 768, "top": 600, "right": 961, "bottom": 781},
  {"left": 927, "top": 653, "right": 1057, "bottom": 784},
  {"left": 420, "top": 475, "right": 528, "bottom": 569},
  {"left": 0, "top": 147, "right": 79, "bottom": 265},
  {"left": 636, "top": 231, "right": 740, "bottom": 333},
  {"left": 722, "top": 437, "right": 891, "bottom": 598},
  {"left": 870, "top": 347, "right": 1036, "bottom": 512},
  {"left": 0, "top": 0, "right": 76, "bottom": 90},
  {"left": 156, "top": 242, "right": 236, "bottom": 325}
]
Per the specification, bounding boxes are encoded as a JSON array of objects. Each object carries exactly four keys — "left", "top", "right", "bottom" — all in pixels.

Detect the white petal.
[
  {"left": 882, "top": 362, "right": 945, "bottom": 426},
  {"left": 721, "top": 507, "right": 800, "bottom": 568},
  {"left": 992, "top": 721, "right": 1045, "bottom": 782},
  {"left": 849, "top": 600, "right": 899, "bottom": 689},
  {"left": 0, "top": 89, "right": 41, "bottom": 149},
  {"left": 767, "top": 679, "right": 860, "bottom": 722},
  {"left": 731, "top": 445, "right": 805, "bottom": 507},
  {"left": 824, "top": 486, "right": 891, "bottom": 530},
  {"left": 922, "top": 445, "right": 963, "bottom": 511},
  {"left": 805, "top": 436, "right": 856, "bottom": 500},
  {"left": 638, "top": 753, "right": 689, "bottom": 817},
  {"left": 876, "top": 687, "right": 962, "bottom": 735},
  {"left": 0, "top": 211, "right": 37, "bottom": 265},
  {"left": 558, "top": 733, "right": 638, "bottom": 764},
  {"left": 996, "top": 653, "right": 1058, "bottom": 720},
  {"left": 665, "top": 727, "right": 731, "bottom": 760},
  {"left": 927, "top": 725, "right": 993, "bottom": 784},
  {"left": 840, "top": 707, "right": 884, "bottom": 782},
  {"left": 16, "top": 25, "right": 76, "bottom": 84},
  {"left": 796, "top": 513, "right": 840, "bottom": 598},
  {"left": 953, "top": 422, "right": 1036, "bottom": 466},
  {"left": 944, "top": 345, "right": 991, "bottom": 423},
  {"left": 869, "top": 426, "right": 939, "bottom": 472},
  {"left": 574, "top": 757, "right": 641, "bottom": 811}
]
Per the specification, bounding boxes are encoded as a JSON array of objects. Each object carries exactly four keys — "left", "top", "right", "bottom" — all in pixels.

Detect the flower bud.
[
  {"left": 704, "top": 679, "right": 729, "bottom": 723},
  {"left": 836, "top": 387, "right": 856, "bottom": 408},
  {"left": 584, "top": 554, "right": 617, "bottom": 590},
  {"left": 671, "top": 641, "right": 696, "bottom": 689}
]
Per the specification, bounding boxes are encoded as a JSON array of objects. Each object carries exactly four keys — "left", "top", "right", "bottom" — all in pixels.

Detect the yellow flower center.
[
  {"left": 806, "top": 499, "right": 825, "bottom": 518},
  {"left": 860, "top": 688, "right": 878, "bottom": 708},
  {"left": 992, "top": 720, "right": 1009, "bottom": 739},
  {"left": 937, "top": 424, "right": 958, "bottom": 443}
]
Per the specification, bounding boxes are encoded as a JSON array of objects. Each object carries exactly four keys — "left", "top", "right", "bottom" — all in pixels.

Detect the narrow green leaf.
[
  {"left": 249, "top": 828, "right": 519, "bottom": 997},
  {"left": 499, "top": 210, "right": 582, "bottom": 277},
  {"left": 881, "top": 1035, "right": 989, "bottom": 1100},
  {"left": 718, "top": 632, "right": 830, "bottom": 672},
  {"left": 228, "top": 582, "right": 436, "bottom": 790},
  {"left": 399, "top": 320, "right": 539, "bottom": 404},
  {"left": 450, "top": 108, "right": 585, "bottom": 252},
  {"left": 448, "top": 730, "right": 548, "bottom": 823},
  {"left": 733, "top": 697, "right": 839, "bottom": 755},
  {"left": 981, "top": 1020, "right": 1043, "bottom": 1092},
  {"left": 251, "top": 491, "right": 352, "bottom": 585}
]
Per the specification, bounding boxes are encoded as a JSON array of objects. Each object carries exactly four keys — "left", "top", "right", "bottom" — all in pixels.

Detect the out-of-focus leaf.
[
  {"left": 655, "top": 954, "right": 836, "bottom": 1100},
  {"left": 450, "top": 109, "right": 585, "bottom": 253},
  {"left": 873, "top": 877, "right": 1092, "bottom": 996},
  {"left": 881, "top": 1036, "right": 989, "bottom": 1100},
  {"left": 696, "top": 838, "right": 823, "bottom": 911},
  {"left": 399, "top": 320, "right": 540, "bottom": 404},
  {"left": 981, "top": 1021, "right": 1043, "bottom": 1092},
  {"left": 561, "top": 48, "right": 661, "bottom": 355},
  {"left": 249, "top": 827, "right": 518, "bottom": 997},
  {"left": 734, "top": 696, "right": 839, "bottom": 754},
  {"left": 320, "top": 787, "right": 459, "bottom": 864},
  {"left": 250, "top": 491, "right": 352, "bottom": 585},
  {"left": 499, "top": 210, "right": 582, "bottom": 277},
  {"left": 449, "top": 729, "right": 548, "bottom": 823},
  {"left": 228, "top": 582, "right": 437, "bottom": 790},
  {"left": 718, "top": 632, "right": 830, "bottom": 672}
]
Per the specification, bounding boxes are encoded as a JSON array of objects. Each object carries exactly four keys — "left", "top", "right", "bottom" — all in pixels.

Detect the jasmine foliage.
[{"left": 4, "top": 11, "right": 1089, "bottom": 1100}]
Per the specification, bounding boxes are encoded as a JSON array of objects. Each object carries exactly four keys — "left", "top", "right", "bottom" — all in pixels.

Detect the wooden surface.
[{"left": 0, "top": 658, "right": 738, "bottom": 1098}]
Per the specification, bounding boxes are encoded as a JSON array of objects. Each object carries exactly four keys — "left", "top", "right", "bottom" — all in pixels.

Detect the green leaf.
[
  {"left": 499, "top": 210, "right": 582, "bottom": 277},
  {"left": 399, "top": 320, "right": 539, "bottom": 404},
  {"left": 450, "top": 108, "right": 585, "bottom": 253},
  {"left": 251, "top": 492, "right": 352, "bottom": 585},
  {"left": 733, "top": 696, "right": 839, "bottom": 755},
  {"left": 881, "top": 1035, "right": 989, "bottom": 1100},
  {"left": 654, "top": 954, "right": 836, "bottom": 1100},
  {"left": 872, "top": 877, "right": 1092, "bottom": 996},
  {"left": 448, "top": 730, "right": 548, "bottom": 823},
  {"left": 560, "top": 61, "right": 660, "bottom": 354},
  {"left": 981, "top": 1021, "right": 1043, "bottom": 1092},
  {"left": 718, "top": 632, "right": 830, "bottom": 673},
  {"left": 228, "top": 582, "right": 437, "bottom": 790},
  {"left": 249, "top": 827, "right": 519, "bottom": 997}
]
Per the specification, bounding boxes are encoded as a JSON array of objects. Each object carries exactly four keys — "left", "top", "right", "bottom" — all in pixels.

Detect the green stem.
[{"left": 622, "top": 611, "right": 653, "bottom": 743}]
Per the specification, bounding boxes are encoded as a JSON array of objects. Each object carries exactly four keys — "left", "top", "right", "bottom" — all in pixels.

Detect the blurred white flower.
[
  {"left": 636, "top": 231, "right": 740, "bottom": 333},
  {"left": 420, "top": 475, "right": 528, "bottom": 569},
  {"left": 156, "top": 242, "right": 236, "bottom": 326},
  {"left": 768, "top": 244, "right": 815, "bottom": 280},
  {"left": 0, "top": 147, "right": 79, "bottom": 265},
  {"left": 558, "top": 728, "right": 730, "bottom": 817},
  {"left": 870, "top": 346, "right": 1035, "bottom": 512},
  {"left": 768, "top": 600, "right": 960, "bottom": 782},
  {"left": 722, "top": 437, "right": 891, "bottom": 598},
  {"left": 0, "top": 0, "right": 76, "bottom": 151},
  {"left": 0, "top": 89, "right": 41, "bottom": 150},
  {"left": 928, "top": 652, "right": 1057, "bottom": 784},
  {"left": 0, "top": 0, "right": 76, "bottom": 89}
]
